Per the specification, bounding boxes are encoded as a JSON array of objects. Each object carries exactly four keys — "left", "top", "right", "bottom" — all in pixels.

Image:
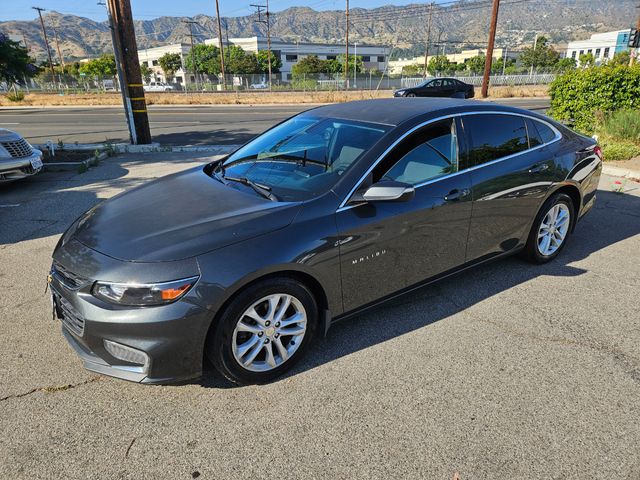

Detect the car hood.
[{"left": 71, "top": 166, "right": 302, "bottom": 262}]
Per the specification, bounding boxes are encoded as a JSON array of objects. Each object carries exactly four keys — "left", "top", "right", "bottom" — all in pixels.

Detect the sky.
[{"left": 2, "top": 0, "right": 450, "bottom": 22}]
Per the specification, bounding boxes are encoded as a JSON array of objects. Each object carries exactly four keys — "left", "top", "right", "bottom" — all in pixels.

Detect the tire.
[
  {"left": 406, "top": 92, "right": 417, "bottom": 97},
  {"left": 206, "top": 277, "right": 318, "bottom": 385},
  {"left": 521, "top": 193, "right": 575, "bottom": 264}
]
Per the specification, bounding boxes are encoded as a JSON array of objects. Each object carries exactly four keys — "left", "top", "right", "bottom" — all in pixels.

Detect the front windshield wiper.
[{"left": 225, "top": 176, "right": 279, "bottom": 202}]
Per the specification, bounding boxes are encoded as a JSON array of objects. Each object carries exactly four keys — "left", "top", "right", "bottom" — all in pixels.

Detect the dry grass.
[{"left": 0, "top": 84, "right": 548, "bottom": 107}]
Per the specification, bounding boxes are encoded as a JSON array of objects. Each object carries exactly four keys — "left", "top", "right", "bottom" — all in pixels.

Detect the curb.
[
  {"left": 602, "top": 164, "right": 640, "bottom": 181},
  {"left": 43, "top": 151, "right": 110, "bottom": 171},
  {"left": 33, "top": 143, "right": 240, "bottom": 154}
]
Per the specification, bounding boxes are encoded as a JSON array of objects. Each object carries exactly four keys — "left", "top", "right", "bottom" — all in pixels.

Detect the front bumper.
[
  {"left": 50, "top": 239, "right": 212, "bottom": 384},
  {"left": 0, "top": 149, "right": 43, "bottom": 182}
]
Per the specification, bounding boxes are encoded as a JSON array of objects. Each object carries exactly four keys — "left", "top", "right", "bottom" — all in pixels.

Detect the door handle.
[
  {"left": 444, "top": 188, "right": 470, "bottom": 202},
  {"left": 529, "top": 163, "right": 549, "bottom": 174}
]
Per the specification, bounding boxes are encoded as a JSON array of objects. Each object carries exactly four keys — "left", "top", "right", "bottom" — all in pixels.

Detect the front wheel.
[
  {"left": 406, "top": 92, "right": 417, "bottom": 97},
  {"left": 206, "top": 278, "right": 318, "bottom": 385},
  {"left": 521, "top": 193, "right": 575, "bottom": 264}
]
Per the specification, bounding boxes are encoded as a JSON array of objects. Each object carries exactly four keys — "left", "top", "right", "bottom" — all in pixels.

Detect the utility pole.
[
  {"left": 422, "top": 2, "right": 434, "bottom": 78},
  {"left": 353, "top": 42, "right": 357, "bottom": 88},
  {"left": 32, "top": 7, "right": 56, "bottom": 83},
  {"left": 502, "top": 46, "right": 508, "bottom": 75},
  {"left": 631, "top": 6, "right": 640, "bottom": 66},
  {"left": 99, "top": 0, "right": 134, "bottom": 143},
  {"left": 182, "top": 20, "right": 200, "bottom": 92},
  {"left": 481, "top": 0, "right": 500, "bottom": 98},
  {"left": 252, "top": 3, "right": 272, "bottom": 91},
  {"left": 50, "top": 22, "right": 66, "bottom": 75},
  {"left": 530, "top": 34, "right": 538, "bottom": 75},
  {"left": 344, "top": 0, "right": 349, "bottom": 90},
  {"left": 214, "top": 0, "right": 227, "bottom": 90},
  {"left": 108, "top": 0, "right": 151, "bottom": 144}
]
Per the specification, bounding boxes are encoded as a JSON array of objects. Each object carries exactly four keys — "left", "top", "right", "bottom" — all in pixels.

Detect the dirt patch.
[
  {"left": 1, "top": 85, "right": 549, "bottom": 107},
  {"left": 606, "top": 156, "right": 640, "bottom": 173},
  {"left": 42, "top": 149, "right": 94, "bottom": 163}
]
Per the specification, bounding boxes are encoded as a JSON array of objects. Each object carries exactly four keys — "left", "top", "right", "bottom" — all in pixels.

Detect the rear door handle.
[
  {"left": 529, "top": 163, "right": 549, "bottom": 174},
  {"left": 444, "top": 188, "right": 470, "bottom": 202}
]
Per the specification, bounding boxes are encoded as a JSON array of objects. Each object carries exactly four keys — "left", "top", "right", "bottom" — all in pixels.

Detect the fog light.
[{"left": 104, "top": 340, "right": 150, "bottom": 372}]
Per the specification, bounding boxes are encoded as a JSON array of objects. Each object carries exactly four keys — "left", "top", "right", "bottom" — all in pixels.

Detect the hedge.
[{"left": 549, "top": 64, "right": 640, "bottom": 133}]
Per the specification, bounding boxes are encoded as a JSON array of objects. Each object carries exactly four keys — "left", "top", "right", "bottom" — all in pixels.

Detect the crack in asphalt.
[
  {"left": 444, "top": 294, "right": 640, "bottom": 385},
  {"left": 0, "top": 375, "right": 101, "bottom": 402}
]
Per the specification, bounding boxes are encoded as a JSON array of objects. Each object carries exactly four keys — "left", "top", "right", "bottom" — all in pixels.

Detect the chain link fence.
[{"left": 11, "top": 71, "right": 557, "bottom": 94}]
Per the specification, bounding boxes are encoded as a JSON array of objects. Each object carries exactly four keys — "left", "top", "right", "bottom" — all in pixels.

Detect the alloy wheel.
[
  {"left": 537, "top": 203, "right": 570, "bottom": 256},
  {"left": 231, "top": 293, "right": 307, "bottom": 372}
]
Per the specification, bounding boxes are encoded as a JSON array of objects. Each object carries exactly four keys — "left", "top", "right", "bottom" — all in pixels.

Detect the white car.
[
  {"left": 143, "top": 82, "right": 174, "bottom": 92},
  {"left": 249, "top": 81, "right": 269, "bottom": 90},
  {"left": 0, "top": 129, "right": 43, "bottom": 182}
]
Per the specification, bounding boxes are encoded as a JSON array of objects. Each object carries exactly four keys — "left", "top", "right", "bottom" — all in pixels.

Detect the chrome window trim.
[{"left": 336, "top": 111, "right": 562, "bottom": 213}]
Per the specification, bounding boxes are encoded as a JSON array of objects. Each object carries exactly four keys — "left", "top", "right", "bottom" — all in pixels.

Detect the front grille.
[
  {"left": 55, "top": 293, "right": 85, "bottom": 337},
  {"left": 52, "top": 262, "right": 90, "bottom": 290},
  {"left": 1, "top": 138, "right": 32, "bottom": 158}
]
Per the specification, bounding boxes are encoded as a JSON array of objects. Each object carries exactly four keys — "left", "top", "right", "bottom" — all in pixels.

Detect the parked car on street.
[
  {"left": 143, "top": 82, "right": 175, "bottom": 92},
  {"left": 0, "top": 129, "right": 43, "bottom": 182},
  {"left": 394, "top": 77, "right": 474, "bottom": 98},
  {"left": 50, "top": 98, "right": 601, "bottom": 386}
]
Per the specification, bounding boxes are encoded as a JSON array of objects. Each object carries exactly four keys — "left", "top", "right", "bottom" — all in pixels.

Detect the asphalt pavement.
[
  {"left": 0, "top": 97, "right": 551, "bottom": 146},
  {"left": 0, "top": 150, "right": 639, "bottom": 479}
]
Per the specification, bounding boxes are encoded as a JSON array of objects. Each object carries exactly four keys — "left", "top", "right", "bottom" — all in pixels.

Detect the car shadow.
[{"left": 198, "top": 186, "right": 640, "bottom": 388}]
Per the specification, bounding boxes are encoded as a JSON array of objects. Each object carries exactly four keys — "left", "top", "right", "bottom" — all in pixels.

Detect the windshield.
[{"left": 218, "top": 115, "right": 390, "bottom": 201}]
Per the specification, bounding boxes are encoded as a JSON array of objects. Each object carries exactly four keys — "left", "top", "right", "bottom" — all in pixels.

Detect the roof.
[{"left": 303, "top": 98, "right": 522, "bottom": 127}]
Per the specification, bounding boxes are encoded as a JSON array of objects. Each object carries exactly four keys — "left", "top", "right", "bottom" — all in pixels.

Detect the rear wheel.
[
  {"left": 206, "top": 277, "right": 317, "bottom": 385},
  {"left": 522, "top": 193, "right": 575, "bottom": 264}
]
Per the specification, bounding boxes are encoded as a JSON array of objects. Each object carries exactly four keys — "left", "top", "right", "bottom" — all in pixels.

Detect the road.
[
  {"left": 0, "top": 150, "right": 639, "bottom": 479},
  {"left": 0, "top": 97, "right": 551, "bottom": 146}
]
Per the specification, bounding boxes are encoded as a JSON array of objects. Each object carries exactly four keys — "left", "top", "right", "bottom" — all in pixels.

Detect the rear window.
[
  {"left": 533, "top": 120, "right": 557, "bottom": 144},
  {"left": 463, "top": 114, "right": 529, "bottom": 167}
]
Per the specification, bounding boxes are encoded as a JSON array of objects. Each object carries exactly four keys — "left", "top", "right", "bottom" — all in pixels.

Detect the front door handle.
[
  {"left": 444, "top": 188, "right": 470, "bottom": 202},
  {"left": 529, "top": 163, "right": 549, "bottom": 174}
]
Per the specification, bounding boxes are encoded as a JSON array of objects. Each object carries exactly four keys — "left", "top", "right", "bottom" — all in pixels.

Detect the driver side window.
[{"left": 376, "top": 119, "right": 458, "bottom": 186}]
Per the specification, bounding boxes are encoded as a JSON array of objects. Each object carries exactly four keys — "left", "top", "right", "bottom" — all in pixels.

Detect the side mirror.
[{"left": 361, "top": 180, "right": 415, "bottom": 203}]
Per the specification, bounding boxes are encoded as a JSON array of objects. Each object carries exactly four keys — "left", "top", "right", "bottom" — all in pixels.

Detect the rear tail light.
[{"left": 594, "top": 145, "right": 603, "bottom": 161}]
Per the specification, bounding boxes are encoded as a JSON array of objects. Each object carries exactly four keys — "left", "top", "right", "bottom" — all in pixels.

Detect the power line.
[{"left": 251, "top": 2, "right": 273, "bottom": 90}]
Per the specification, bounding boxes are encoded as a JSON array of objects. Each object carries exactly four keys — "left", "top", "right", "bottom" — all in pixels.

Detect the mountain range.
[{"left": 0, "top": 0, "right": 635, "bottom": 61}]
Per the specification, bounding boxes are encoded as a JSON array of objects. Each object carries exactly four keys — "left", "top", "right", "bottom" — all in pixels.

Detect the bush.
[
  {"left": 549, "top": 64, "right": 640, "bottom": 133},
  {"left": 599, "top": 139, "right": 640, "bottom": 161},
  {"left": 597, "top": 109, "right": 640, "bottom": 144},
  {"left": 5, "top": 90, "right": 25, "bottom": 102}
]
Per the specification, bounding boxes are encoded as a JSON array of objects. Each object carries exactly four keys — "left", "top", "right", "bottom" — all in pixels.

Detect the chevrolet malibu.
[{"left": 49, "top": 98, "right": 602, "bottom": 385}]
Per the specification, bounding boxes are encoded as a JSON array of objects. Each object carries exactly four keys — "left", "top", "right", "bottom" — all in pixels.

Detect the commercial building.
[
  {"left": 205, "top": 36, "right": 389, "bottom": 79},
  {"left": 138, "top": 43, "right": 191, "bottom": 85},
  {"left": 565, "top": 29, "right": 631, "bottom": 65},
  {"left": 389, "top": 48, "right": 514, "bottom": 75}
]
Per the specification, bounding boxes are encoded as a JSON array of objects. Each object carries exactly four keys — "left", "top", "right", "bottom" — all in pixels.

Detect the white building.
[
  {"left": 565, "top": 29, "right": 631, "bottom": 65},
  {"left": 206, "top": 36, "right": 389, "bottom": 79},
  {"left": 138, "top": 43, "right": 191, "bottom": 85}
]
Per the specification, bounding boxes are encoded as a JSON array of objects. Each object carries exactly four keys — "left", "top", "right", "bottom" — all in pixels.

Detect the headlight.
[
  {"left": 92, "top": 276, "right": 199, "bottom": 306},
  {"left": 395, "top": 90, "right": 406, "bottom": 96}
]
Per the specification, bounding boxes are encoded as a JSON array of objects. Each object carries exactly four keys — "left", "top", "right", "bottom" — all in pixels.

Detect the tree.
[
  {"left": 465, "top": 55, "right": 486, "bottom": 74},
  {"left": 608, "top": 50, "right": 630, "bottom": 66},
  {"left": 519, "top": 36, "right": 560, "bottom": 71},
  {"left": 158, "top": 52, "right": 182, "bottom": 80},
  {"left": 401, "top": 63, "right": 423, "bottom": 76},
  {"left": 256, "top": 50, "right": 281, "bottom": 74},
  {"left": 184, "top": 44, "right": 221, "bottom": 76},
  {"left": 291, "top": 55, "right": 327, "bottom": 76},
  {"left": 0, "top": 32, "right": 36, "bottom": 86},
  {"left": 79, "top": 55, "right": 117, "bottom": 77},
  {"left": 140, "top": 63, "right": 153, "bottom": 82},
  {"left": 223, "top": 45, "right": 258, "bottom": 74},
  {"left": 428, "top": 55, "right": 452, "bottom": 74},
  {"left": 578, "top": 52, "right": 595, "bottom": 68},
  {"left": 554, "top": 57, "right": 576, "bottom": 72}
]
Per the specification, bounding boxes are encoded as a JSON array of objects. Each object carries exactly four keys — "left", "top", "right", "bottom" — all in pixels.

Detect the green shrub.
[
  {"left": 600, "top": 139, "right": 640, "bottom": 161},
  {"left": 597, "top": 109, "right": 640, "bottom": 144},
  {"left": 5, "top": 90, "right": 25, "bottom": 102},
  {"left": 549, "top": 64, "right": 640, "bottom": 133}
]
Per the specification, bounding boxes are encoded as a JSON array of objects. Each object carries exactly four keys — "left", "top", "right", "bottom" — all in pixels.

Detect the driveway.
[{"left": 1, "top": 153, "right": 639, "bottom": 479}]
